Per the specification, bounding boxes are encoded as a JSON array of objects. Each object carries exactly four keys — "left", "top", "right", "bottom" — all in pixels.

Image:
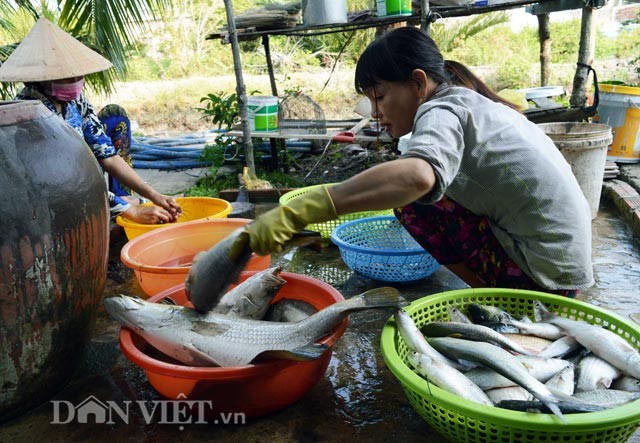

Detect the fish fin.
[
  {"left": 544, "top": 400, "right": 567, "bottom": 424},
  {"left": 191, "top": 321, "right": 232, "bottom": 336},
  {"left": 159, "top": 296, "right": 177, "bottom": 306},
  {"left": 258, "top": 343, "right": 328, "bottom": 362},
  {"left": 361, "top": 287, "right": 408, "bottom": 308},
  {"left": 186, "top": 343, "right": 222, "bottom": 366},
  {"left": 534, "top": 300, "right": 554, "bottom": 322}
]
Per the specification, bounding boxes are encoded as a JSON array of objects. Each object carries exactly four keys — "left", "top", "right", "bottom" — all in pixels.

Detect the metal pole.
[
  {"left": 420, "top": 0, "right": 431, "bottom": 34},
  {"left": 223, "top": 0, "right": 256, "bottom": 175}
]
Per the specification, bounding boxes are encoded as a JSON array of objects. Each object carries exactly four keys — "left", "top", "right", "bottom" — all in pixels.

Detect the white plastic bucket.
[
  {"left": 538, "top": 122, "right": 613, "bottom": 220},
  {"left": 302, "top": 0, "right": 347, "bottom": 26},
  {"left": 595, "top": 84, "right": 640, "bottom": 163},
  {"left": 376, "top": 0, "right": 412, "bottom": 16},
  {"left": 247, "top": 96, "right": 278, "bottom": 133}
]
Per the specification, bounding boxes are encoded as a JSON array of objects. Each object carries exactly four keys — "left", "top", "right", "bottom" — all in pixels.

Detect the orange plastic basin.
[
  {"left": 119, "top": 272, "right": 347, "bottom": 418},
  {"left": 120, "top": 218, "right": 270, "bottom": 297},
  {"left": 115, "top": 196, "right": 232, "bottom": 240}
]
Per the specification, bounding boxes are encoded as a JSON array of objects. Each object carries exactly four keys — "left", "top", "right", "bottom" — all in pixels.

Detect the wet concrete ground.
[{"left": 2, "top": 198, "right": 640, "bottom": 442}]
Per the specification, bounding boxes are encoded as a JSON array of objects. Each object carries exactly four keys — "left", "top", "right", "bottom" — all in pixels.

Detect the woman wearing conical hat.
[{"left": 0, "top": 18, "right": 181, "bottom": 224}]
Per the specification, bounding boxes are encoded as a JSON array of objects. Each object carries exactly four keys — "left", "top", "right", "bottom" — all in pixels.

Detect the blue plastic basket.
[{"left": 330, "top": 216, "right": 440, "bottom": 282}]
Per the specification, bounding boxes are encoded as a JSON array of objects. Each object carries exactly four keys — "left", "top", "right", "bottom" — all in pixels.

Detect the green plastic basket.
[
  {"left": 380, "top": 288, "right": 640, "bottom": 443},
  {"left": 278, "top": 184, "right": 394, "bottom": 238}
]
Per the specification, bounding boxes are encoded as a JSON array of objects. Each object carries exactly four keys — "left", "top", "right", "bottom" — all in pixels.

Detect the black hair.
[
  {"left": 354, "top": 26, "right": 449, "bottom": 94},
  {"left": 444, "top": 60, "right": 522, "bottom": 112}
]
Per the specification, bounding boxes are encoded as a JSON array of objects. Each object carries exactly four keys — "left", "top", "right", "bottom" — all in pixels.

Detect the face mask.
[{"left": 51, "top": 78, "right": 84, "bottom": 102}]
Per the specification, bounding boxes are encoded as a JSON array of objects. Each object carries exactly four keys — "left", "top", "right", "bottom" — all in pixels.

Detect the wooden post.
[
  {"left": 223, "top": 0, "right": 256, "bottom": 175},
  {"left": 537, "top": 13, "right": 551, "bottom": 87},
  {"left": 570, "top": 6, "right": 597, "bottom": 108},
  {"left": 262, "top": 35, "right": 279, "bottom": 97}
]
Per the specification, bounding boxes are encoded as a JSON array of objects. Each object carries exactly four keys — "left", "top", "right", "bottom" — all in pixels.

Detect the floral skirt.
[{"left": 394, "top": 195, "right": 577, "bottom": 297}]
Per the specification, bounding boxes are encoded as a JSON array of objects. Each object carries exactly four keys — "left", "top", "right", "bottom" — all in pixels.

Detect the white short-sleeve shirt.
[{"left": 401, "top": 85, "right": 593, "bottom": 290}]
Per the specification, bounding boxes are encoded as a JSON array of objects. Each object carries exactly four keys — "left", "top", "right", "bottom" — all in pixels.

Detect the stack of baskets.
[{"left": 380, "top": 288, "right": 640, "bottom": 442}]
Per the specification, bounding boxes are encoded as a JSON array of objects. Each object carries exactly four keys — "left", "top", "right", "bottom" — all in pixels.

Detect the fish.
[
  {"left": 537, "top": 335, "right": 582, "bottom": 359},
  {"left": 496, "top": 399, "right": 606, "bottom": 414},
  {"left": 467, "top": 303, "right": 516, "bottom": 324},
  {"left": 448, "top": 306, "right": 473, "bottom": 324},
  {"left": 481, "top": 323, "right": 520, "bottom": 334},
  {"left": 408, "top": 352, "right": 493, "bottom": 406},
  {"left": 501, "top": 333, "right": 554, "bottom": 354},
  {"left": 501, "top": 316, "right": 565, "bottom": 340},
  {"left": 544, "top": 365, "right": 575, "bottom": 396},
  {"left": 210, "top": 267, "right": 285, "bottom": 319},
  {"left": 421, "top": 322, "right": 535, "bottom": 356},
  {"left": 575, "top": 354, "right": 622, "bottom": 392},
  {"left": 428, "top": 337, "right": 565, "bottom": 422},
  {"left": 485, "top": 386, "right": 533, "bottom": 403},
  {"left": 465, "top": 356, "right": 572, "bottom": 390},
  {"left": 105, "top": 287, "right": 407, "bottom": 367},
  {"left": 395, "top": 310, "right": 470, "bottom": 372},
  {"left": 536, "top": 300, "right": 640, "bottom": 380},
  {"left": 611, "top": 376, "right": 640, "bottom": 392},
  {"left": 185, "top": 228, "right": 322, "bottom": 312},
  {"left": 572, "top": 390, "right": 640, "bottom": 408},
  {"left": 264, "top": 298, "right": 317, "bottom": 322}
]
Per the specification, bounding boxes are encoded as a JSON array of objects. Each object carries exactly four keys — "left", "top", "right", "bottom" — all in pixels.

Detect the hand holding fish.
[{"left": 244, "top": 184, "right": 338, "bottom": 255}]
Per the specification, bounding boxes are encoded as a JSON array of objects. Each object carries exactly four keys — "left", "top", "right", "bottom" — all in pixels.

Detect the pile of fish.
[
  {"left": 105, "top": 266, "right": 408, "bottom": 367},
  {"left": 395, "top": 301, "right": 640, "bottom": 423}
]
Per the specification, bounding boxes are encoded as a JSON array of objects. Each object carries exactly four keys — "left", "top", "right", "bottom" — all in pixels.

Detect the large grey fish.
[
  {"left": 395, "top": 310, "right": 470, "bottom": 372},
  {"left": 185, "top": 228, "right": 322, "bottom": 312},
  {"left": 428, "top": 337, "right": 565, "bottom": 422},
  {"left": 576, "top": 354, "right": 622, "bottom": 392},
  {"left": 421, "top": 321, "right": 535, "bottom": 356},
  {"left": 105, "top": 287, "right": 407, "bottom": 367},
  {"left": 408, "top": 352, "right": 493, "bottom": 406},
  {"left": 210, "top": 266, "right": 285, "bottom": 319},
  {"left": 536, "top": 301, "right": 640, "bottom": 379}
]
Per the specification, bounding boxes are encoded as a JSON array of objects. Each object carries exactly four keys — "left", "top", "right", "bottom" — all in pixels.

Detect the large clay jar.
[{"left": 0, "top": 101, "right": 109, "bottom": 422}]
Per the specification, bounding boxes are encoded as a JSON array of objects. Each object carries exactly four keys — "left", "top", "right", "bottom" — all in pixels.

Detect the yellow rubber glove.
[{"left": 245, "top": 185, "right": 338, "bottom": 255}]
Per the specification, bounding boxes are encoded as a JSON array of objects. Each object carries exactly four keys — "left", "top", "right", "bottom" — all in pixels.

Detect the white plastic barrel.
[{"left": 538, "top": 122, "right": 613, "bottom": 220}]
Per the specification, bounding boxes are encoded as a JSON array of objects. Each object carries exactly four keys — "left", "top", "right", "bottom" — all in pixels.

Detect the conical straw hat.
[{"left": 0, "top": 18, "right": 113, "bottom": 82}]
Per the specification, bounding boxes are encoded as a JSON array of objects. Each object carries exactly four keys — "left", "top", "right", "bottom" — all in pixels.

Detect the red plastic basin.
[
  {"left": 119, "top": 271, "right": 347, "bottom": 418},
  {"left": 120, "top": 218, "right": 271, "bottom": 297}
]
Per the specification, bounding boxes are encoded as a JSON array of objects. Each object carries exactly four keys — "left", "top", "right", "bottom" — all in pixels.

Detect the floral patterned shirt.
[{"left": 16, "top": 86, "right": 132, "bottom": 217}]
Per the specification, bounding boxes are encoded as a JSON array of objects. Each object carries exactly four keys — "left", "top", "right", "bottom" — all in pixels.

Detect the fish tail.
[
  {"left": 360, "top": 287, "right": 407, "bottom": 308},
  {"left": 544, "top": 400, "right": 567, "bottom": 424}
]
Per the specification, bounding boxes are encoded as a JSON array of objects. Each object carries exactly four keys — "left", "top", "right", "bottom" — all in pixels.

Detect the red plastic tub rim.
[{"left": 118, "top": 271, "right": 348, "bottom": 380}]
